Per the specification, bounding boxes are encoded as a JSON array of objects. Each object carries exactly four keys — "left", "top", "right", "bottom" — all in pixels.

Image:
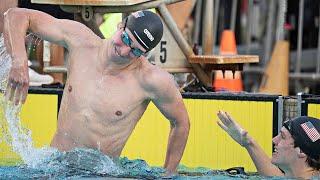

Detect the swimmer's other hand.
[
  {"left": 216, "top": 111, "right": 252, "bottom": 147},
  {"left": 5, "top": 63, "right": 29, "bottom": 105}
]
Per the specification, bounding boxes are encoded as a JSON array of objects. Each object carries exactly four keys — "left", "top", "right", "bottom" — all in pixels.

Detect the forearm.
[
  {"left": 164, "top": 121, "right": 189, "bottom": 174},
  {"left": 0, "top": 0, "right": 18, "bottom": 33},
  {"left": 245, "top": 138, "right": 284, "bottom": 176},
  {"left": 3, "top": 8, "right": 29, "bottom": 65}
]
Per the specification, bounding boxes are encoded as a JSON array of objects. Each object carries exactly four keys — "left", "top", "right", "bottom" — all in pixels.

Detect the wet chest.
[{"left": 67, "top": 72, "right": 146, "bottom": 121}]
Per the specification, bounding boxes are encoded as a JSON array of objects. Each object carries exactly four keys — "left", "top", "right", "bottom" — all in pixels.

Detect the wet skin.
[{"left": 4, "top": 8, "right": 190, "bottom": 174}]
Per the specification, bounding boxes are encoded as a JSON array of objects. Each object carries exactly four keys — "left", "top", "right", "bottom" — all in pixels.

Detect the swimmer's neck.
[{"left": 281, "top": 163, "right": 317, "bottom": 179}]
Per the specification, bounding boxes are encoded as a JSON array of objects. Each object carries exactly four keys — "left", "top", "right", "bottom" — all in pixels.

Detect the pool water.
[{"left": 0, "top": 148, "right": 293, "bottom": 180}]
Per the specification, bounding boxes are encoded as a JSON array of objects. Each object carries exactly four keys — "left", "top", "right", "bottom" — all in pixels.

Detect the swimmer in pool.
[
  {"left": 217, "top": 111, "right": 320, "bottom": 179},
  {"left": 3, "top": 8, "right": 190, "bottom": 175}
]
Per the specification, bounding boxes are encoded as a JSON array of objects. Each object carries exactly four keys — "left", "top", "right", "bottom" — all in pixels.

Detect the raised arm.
[
  {"left": 216, "top": 111, "right": 284, "bottom": 176},
  {"left": 146, "top": 69, "right": 190, "bottom": 175},
  {"left": 3, "top": 8, "right": 97, "bottom": 104}
]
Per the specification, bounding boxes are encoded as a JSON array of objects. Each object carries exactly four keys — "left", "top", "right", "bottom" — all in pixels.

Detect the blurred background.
[{"left": 1, "top": 0, "right": 320, "bottom": 95}]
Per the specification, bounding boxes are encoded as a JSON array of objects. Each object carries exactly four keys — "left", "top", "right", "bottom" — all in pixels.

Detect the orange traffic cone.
[{"left": 213, "top": 30, "right": 243, "bottom": 92}]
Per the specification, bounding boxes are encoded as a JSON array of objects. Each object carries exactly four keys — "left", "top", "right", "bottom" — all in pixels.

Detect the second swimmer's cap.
[
  {"left": 125, "top": 10, "right": 163, "bottom": 52},
  {"left": 284, "top": 116, "right": 320, "bottom": 160}
]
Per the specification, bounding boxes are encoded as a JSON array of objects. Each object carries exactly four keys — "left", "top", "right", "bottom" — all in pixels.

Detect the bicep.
[
  {"left": 26, "top": 9, "right": 95, "bottom": 48},
  {"left": 152, "top": 78, "right": 188, "bottom": 125}
]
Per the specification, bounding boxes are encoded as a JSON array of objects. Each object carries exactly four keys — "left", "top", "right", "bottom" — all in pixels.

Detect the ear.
[{"left": 295, "top": 147, "right": 307, "bottom": 158}]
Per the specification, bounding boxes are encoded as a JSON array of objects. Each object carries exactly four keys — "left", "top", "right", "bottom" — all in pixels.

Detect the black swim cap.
[
  {"left": 284, "top": 116, "right": 320, "bottom": 160},
  {"left": 125, "top": 10, "right": 163, "bottom": 52}
]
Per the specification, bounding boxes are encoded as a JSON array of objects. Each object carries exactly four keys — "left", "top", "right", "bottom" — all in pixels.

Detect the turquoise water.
[{"left": 0, "top": 148, "right": 291, "bottom": 180}]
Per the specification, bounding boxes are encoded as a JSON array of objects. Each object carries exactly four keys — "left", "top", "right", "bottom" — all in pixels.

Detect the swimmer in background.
[
  {"left": 3, "top": 8, "right": 190, "bottom": 175},
  {"left": 217, "top": 111, "right": 320, "bottom": 179}
]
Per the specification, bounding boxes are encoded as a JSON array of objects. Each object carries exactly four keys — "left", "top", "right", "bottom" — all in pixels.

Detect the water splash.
[
  {"left": 0, "top": 33, "right": 56, "bottom": 168},
  {"left": 1, "top": 99, "right": 57, "bottom": 168},
  {"left": 0, "top": 33, "right": 12, "bottom": 92},
  {"left": 33, "top": 148, "right": 166, "bottom": 179},
  {"left": 45, "top": 148, "right": 123, "bottom": 176},
  {"left": 0, "top": 33, "right": 11, "bottom": 153}
]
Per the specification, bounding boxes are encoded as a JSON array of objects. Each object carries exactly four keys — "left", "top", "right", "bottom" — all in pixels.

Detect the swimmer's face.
[
  {"left": 112, "top": 21, "right": 146, "bottom": 59},
  {"left": 271, "top": 127, "right": 297, "bottom": 167}
]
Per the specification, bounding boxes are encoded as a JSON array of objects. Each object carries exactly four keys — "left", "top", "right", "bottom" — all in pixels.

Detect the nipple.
[{"left": 115, "top": 111, "right": 122, "bottom": 116}]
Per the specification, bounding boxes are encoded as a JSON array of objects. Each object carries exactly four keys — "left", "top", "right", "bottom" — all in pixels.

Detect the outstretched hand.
[
  {"left": 216, "top": 111, "right": 251, "bottom": 147},
  {"left": 5, "top": 63, "right": 29, "bottom": 105}
]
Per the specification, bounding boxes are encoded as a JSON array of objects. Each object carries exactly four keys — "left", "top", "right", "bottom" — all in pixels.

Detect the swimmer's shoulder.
[{"left": 139, "top": 59, "right": 175, "bottom": 93}]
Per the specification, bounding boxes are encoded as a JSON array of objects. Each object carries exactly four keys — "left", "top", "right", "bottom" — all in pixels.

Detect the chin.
[
  {"left": 271, "top": 156, "right": 279, "bottom": 165},
  {"left": 272, "top": 159, "right": 288, "bottom": 168}
]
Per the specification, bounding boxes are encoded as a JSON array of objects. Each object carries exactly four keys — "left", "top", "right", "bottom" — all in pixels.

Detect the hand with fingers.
[
  {"left": 216, "top": 111, "right": 252, "bottom": 147},
  {"left": 5, "top": 62, "right": 29, "bottom": 105}
]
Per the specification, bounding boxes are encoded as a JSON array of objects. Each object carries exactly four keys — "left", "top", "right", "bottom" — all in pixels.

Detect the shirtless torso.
[
  {"left": 51, "top": 39, "right": 160, "bottom": 157},
  {"left": 4, "top": 8, "right": 189, "bottom": 173}
]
